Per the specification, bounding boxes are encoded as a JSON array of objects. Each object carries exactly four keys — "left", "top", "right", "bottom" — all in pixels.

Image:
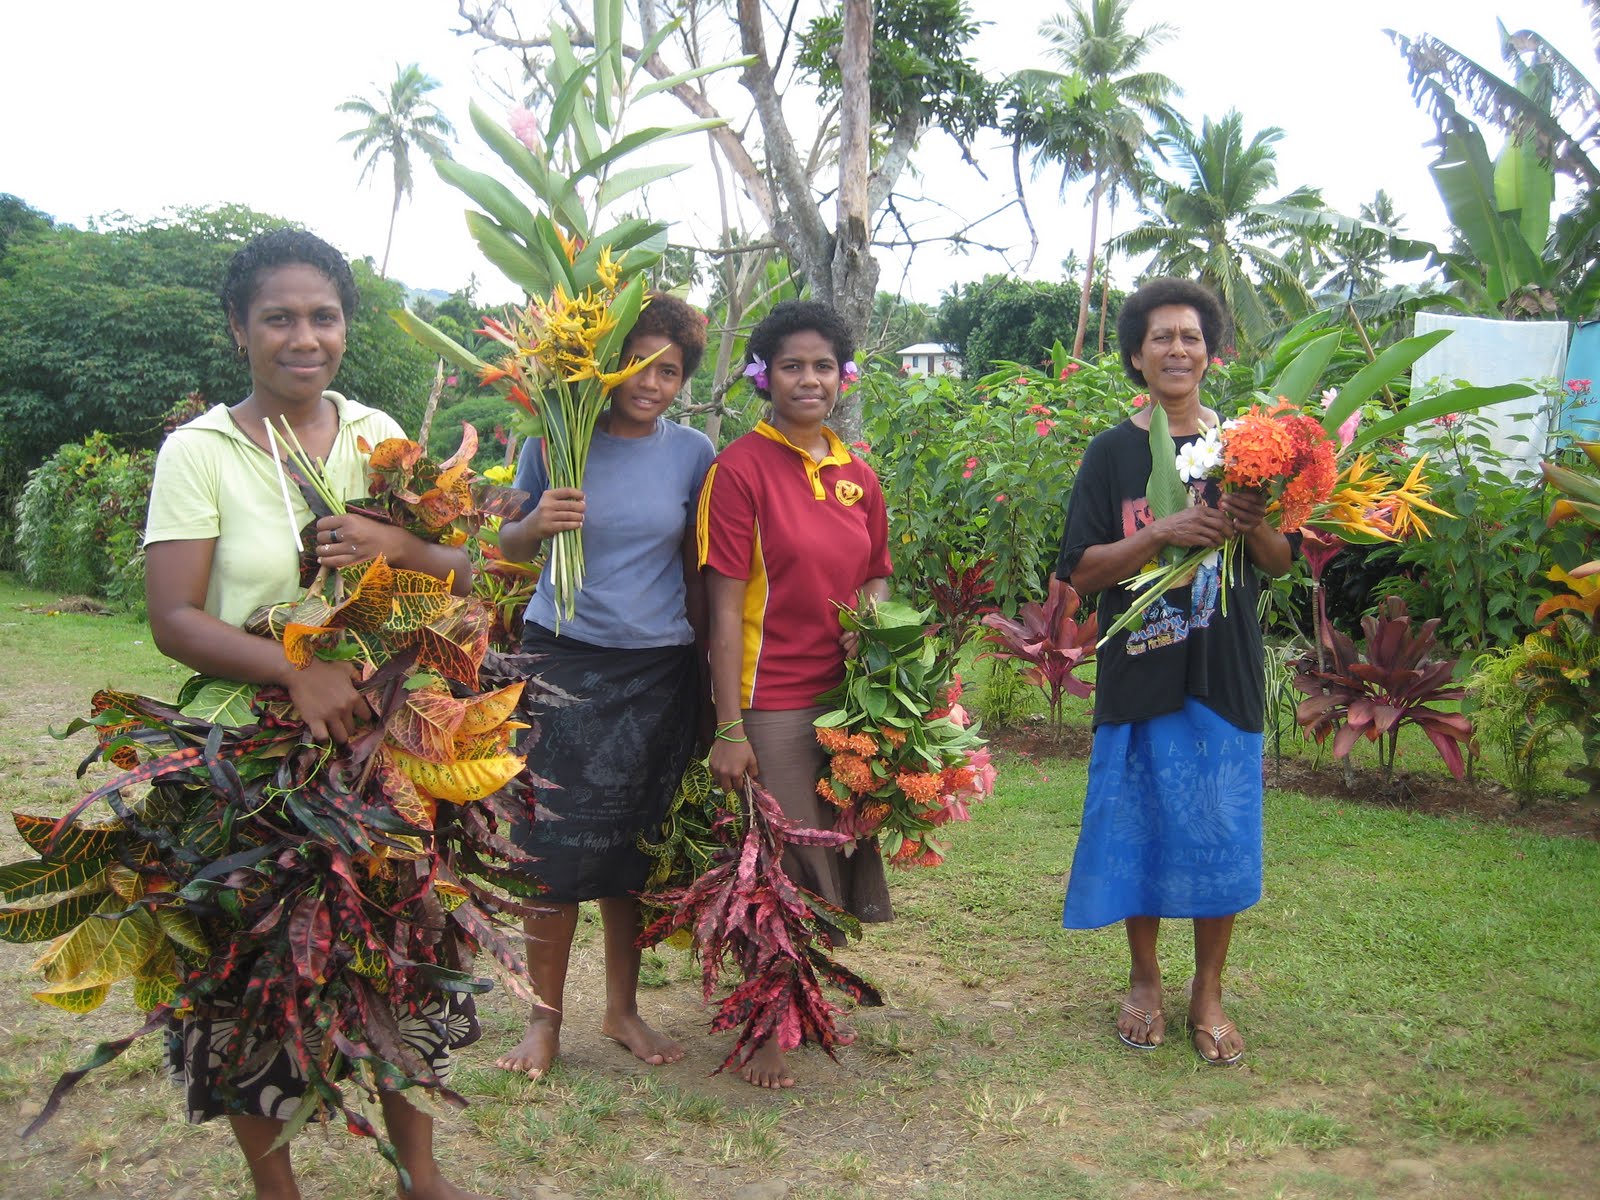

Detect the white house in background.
[{"left": 897, "top": 342, "right": 962, "bottom": 379}]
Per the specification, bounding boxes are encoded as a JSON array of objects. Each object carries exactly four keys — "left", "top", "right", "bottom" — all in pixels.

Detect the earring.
[{"left": 235, "top": 344, "right": 248, "bottom": 361}]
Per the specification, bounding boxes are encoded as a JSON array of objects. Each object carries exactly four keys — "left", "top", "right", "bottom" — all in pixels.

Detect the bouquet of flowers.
[
  {"left": 473, "top": 260, "right": 658, "bottom": 623},
  {"left": 1100, "top": 397, "right": 1444, "bottom": 646},
  {"left": 6, "top": 429, "right": 547, "bottom": 1175},
  {"left": 813, "top": 600, "right": 995, "bottom": 866}
]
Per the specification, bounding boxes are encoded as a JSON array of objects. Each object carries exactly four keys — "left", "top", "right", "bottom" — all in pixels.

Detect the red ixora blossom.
[
  {"left": 1059, "top": 363, "right": 1082, "bottom": 379},
  {"left": 1027, "top": 404, "right": 1051, "bottom": 416},
  {"left": 851, "top": 441, "right": 872, "bottom": 454},
  {"left": 1568, "top": 378, "right": 1593, "bottom": 393},
  {"left": 994, "top": 493, "right": 1009, "bottom": 503},
  {"left": 1132, "top": 393, "right": 1150, "bottom": 409},
  {"left": 1035, "top": 419, "right": 1056, "bottom": 436}
]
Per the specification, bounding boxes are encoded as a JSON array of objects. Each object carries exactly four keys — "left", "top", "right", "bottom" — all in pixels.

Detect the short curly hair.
[
  {"left": 220, "top": 229, "right": 359, "bottom": 326},
  {"left": 1116, "top": 278, "right": 1227, "bottom": 387},
  {"left": 744, "top": 300, "right": 856, "bottom": 398},
  {"left": 626, "top": 291, "right": 708, "bottom": 378}
]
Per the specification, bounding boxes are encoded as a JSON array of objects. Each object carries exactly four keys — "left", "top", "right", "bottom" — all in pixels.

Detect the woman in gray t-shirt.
[{"left": 495, "top": 293, "right": 714, "bottom": 1080}]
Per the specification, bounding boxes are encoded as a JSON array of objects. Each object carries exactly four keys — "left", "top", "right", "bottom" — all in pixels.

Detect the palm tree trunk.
[
  {"left": 1097, "top": 192, "right": 1117, "bottom": 356},
  {"left": 380, "top": 187, "right": 401, "bottom": 279},
  {"left": 1071, "top": 167, "right": 1103, "bottom": 360}
]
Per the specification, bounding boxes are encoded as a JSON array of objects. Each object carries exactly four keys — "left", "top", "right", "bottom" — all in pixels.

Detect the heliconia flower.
[
  {"left": 742, "top": 357, "right": 769, "bottom": 391},
  {"left": 507, "top": 106, "right": 540, "bottom": 152}
]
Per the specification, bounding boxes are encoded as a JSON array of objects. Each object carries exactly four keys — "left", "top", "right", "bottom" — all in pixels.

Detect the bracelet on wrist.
[
  {"left": 714, "top": 719, "right": 744, "bottom": 734},
  {"left": 714, "top": 730, "right": 749, "bottom": 743}
]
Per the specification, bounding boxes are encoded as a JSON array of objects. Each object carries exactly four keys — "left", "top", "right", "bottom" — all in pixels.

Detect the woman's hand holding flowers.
[{"left": 1155, "top": 505, "right": 1232, "bottom": 550}]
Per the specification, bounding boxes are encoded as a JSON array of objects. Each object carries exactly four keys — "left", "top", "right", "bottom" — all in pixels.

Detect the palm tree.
[
  {"left": 337, "top": 64, "right": 455, "bottom": 278},
  {"left": 1114, "top": 110, "right": 1326, "bottom": 350},
  {"left": 1016, "top": 0, "right": 1178, "bottom": 358}
]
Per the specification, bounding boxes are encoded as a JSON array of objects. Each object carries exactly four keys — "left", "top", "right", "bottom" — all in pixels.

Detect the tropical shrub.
[
  {"left": 858, "top": 362, "right": 1103, "bottom": 615},
  {"left": 1518, "top": 614, "right": 1600, "bottom": 793},
  {"left": 979, "top": 580, "right": 1097, "bottom": 737},
  {"left": 1369, "top": 403, "right": 1585, "bottom": 650},
  {"left": 1465, "top": 642, "right": 1547, "bottom": 803},
  {"left": 13, "top": 432, "right": 153, "bottom": 609},
  {"left": 1293, "top": 596, "right": 1474, "bottom": 783}
]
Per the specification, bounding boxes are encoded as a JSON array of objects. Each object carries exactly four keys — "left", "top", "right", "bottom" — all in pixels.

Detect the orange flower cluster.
[
  {"left": 895, "top": 770, "right": 943, "bottom": 804},
  {"left": 1222, "top": 399, "right": 1338, "bottom": 533}
]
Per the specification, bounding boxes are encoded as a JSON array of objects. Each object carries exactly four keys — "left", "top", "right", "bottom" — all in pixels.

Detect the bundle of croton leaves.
[
  {"left": 0, "top": 427, "right": 546, "bottom": 1172},
  {"left": 638, "top": 764, "right": 883, "bottom": 1074}
]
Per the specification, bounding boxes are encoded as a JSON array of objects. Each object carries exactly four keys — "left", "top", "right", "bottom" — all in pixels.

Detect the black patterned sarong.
[{"left": 514, "top": 624, "right": 699, "bottom": 901}]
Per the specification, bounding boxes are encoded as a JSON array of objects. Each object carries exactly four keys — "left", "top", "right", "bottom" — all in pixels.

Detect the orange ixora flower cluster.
[
  {"left": 1222, "top": 399, "right": 1338, "bottom": 532},
  {"left": 815, "top": 673, "right": 996, "bottom": 867}
]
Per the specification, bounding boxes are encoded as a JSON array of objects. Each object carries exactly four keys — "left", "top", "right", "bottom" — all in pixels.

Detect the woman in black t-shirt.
[{"left": 1056, "top": 279, "right": 1294, "bottom": 1067}]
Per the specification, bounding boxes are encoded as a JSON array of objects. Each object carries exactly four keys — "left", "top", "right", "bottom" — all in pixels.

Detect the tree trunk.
[
  {"left": 1097, "top": 193, "right": 1116, "bottom": 356},
  {"left": 828, "top": 0, "right": 877, "bottom": 441},
  {"left": 380, "top": 187, "right": 401, "bottom": 279},
  {"left": 1071, "top": 167, "right": 1103, "bottom": 360}
]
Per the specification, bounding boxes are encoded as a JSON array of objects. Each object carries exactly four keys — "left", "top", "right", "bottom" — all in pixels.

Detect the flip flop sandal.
[
  {"left": 1187, "top": 1017, "right": 1244, "bottom": 1066},
  {"left": 1115, "top": 999, "right": 1164, "bottom": 1050}
]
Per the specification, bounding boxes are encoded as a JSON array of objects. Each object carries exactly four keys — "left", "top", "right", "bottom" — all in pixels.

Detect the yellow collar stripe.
[{"left": 752, "top": 421, "right": 851, "bottom": 500}]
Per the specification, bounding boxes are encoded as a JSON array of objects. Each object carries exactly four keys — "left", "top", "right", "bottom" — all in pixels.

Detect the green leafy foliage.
[
  {"left": 13, "top": 431, "right": 153, "bottom": 608},
  {"left": 1371, "top": 404, "right": 1587, "bottom": 650},
  {"left": 858, "top": 364, "right": 1104, "bottom": 616}
]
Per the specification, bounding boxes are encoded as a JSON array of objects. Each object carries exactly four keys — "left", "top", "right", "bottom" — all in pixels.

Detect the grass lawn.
[{"left": 0, "top": 574, "right": 1595, "bottom": 1199}]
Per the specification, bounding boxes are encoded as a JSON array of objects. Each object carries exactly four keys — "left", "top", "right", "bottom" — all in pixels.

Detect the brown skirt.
[{"left": 743, "top": 706, "right": 893, "bottom": 924}]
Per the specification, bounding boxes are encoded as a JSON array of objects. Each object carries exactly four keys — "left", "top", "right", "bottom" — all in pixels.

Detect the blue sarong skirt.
[{"left": 1063, "top": 697, "right": 1263, "bottom": 929}]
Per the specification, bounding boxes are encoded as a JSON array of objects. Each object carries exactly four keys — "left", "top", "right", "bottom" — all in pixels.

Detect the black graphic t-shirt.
[{"left": 1056, "top": 418, "right": 1292, "bottom": 733}]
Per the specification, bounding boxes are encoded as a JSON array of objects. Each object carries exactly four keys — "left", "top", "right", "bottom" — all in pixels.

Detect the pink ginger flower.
[{"left": 507, "top": 107, "right": 540, "bottom": 151}]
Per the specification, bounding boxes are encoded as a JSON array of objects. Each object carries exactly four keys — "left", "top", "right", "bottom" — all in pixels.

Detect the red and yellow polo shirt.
[{"left": 697, "top": 421, "right": 893, "bottom": 710}]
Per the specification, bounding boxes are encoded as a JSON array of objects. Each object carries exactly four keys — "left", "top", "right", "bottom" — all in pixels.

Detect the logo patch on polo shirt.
[{"left": 834, "top": 479, "right": 864, "bottom": 507}]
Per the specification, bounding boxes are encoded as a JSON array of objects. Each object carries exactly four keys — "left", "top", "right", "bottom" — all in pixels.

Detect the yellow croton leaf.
[
  {"left": 328, "top": 556, "right": 397, "bottom": 632},
  {"left": 457, "top": 682, "right": 526, "bottom": 738},
  {"left": 386, "top": 746, "right": 525, "bottom": 804},
  {"left": 384, "top": 570, "right": 460, "bottom": 633},
  {"left": 32, "top": 981, "right": 111, "bottom": 1013},
  {"left": 34, "top": 902, "right": 159, "bottom": 991},
  {"left": 283, "top": 623, "right": 341, "bottom": 669}
]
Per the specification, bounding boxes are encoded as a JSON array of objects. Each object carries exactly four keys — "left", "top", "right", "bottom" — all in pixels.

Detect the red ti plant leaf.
[
  {"left": 638, "top": 782, "right": 881, "bottom": 1068},
  {"left": 980, "top": 577, "right": 1098, "bottom": 735},
  {"left": 927, "top": 554, "right": 998, "bottom": 653},
  {"left": 1293, "top": 596, "right": 1473, "bottom": 781}
]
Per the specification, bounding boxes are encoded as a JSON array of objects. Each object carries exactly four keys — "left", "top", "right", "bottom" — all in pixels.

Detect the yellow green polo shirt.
[{"left": 144, "top": 392, "right": 403, "bottom": 628}]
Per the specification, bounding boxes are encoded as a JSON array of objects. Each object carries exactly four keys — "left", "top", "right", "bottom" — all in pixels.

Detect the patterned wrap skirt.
[
  {"left": 1062, "top": 697, "right": 1263, "bottom": 929},
  {"left": 742, "top": 706, "right": 894, "bottom": 924},
  {"left": 167, "top": 993, "right": 479, "bottom": 1123},
  {"left": 513, "top": 624, "right": 699, "bottom": 902}
]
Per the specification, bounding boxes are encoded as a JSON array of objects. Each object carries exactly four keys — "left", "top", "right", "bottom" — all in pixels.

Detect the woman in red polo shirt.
[{"left": 697, "top": 299, "right": 894, "bottom": 1089}]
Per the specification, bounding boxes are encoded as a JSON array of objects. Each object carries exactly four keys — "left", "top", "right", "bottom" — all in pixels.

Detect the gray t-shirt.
[{"left": 513, "top": 419, "right": 715, "bottom": 648}]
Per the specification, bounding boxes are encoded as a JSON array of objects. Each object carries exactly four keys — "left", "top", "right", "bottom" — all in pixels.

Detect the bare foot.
[
  {"left": 602, "top": 1011, "right": 685, "bottom": 1066},
  {"left": 399, "top": 1176, "right": 493, "bottom": 1200},
  {"left": 1115, "top": 976, "right": 1165, "bottom": 1047},
  {"left": 739, "top": 1039, "right": 795, "bottom": 1089},
  {"left": 495, "top": 1016, "right": 559, "bottom": 1079}
]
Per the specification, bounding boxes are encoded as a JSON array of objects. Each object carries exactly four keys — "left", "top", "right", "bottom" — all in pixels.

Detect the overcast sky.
[{"left": 3, "top": 1, "right": 1594, "bottom": 307}]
